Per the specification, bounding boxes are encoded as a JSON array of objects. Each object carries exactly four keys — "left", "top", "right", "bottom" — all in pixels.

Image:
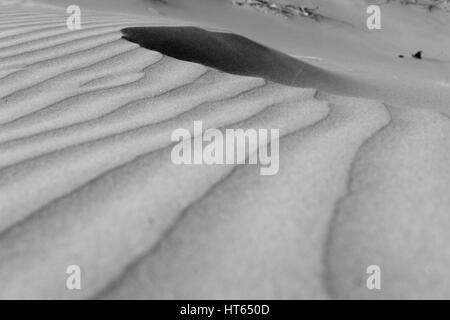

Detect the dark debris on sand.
[{"left": 231, "top": 0, "right": 320, "bottom": 20}]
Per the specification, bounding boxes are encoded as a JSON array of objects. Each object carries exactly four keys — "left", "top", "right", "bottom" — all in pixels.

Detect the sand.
[{"left": 0, "top": 1, "right": 449, "bottom": 299}]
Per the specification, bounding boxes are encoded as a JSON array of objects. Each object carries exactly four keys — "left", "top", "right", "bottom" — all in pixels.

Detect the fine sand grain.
[{"left": 0, "top": 3, "right": 449, "bottom": 299}]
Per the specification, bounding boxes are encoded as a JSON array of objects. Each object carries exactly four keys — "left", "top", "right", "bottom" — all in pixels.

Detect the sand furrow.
[
  {"left": 0, "top": 12, "right": 43, "bottom": 17},
  {"left": 0, "top": 80, "right": 308, "bottom": 236},
  {"left": 103, "top": 94, "right": 391, "bottom": 299},
  {"left": 0, "top": 88, "right": 328, "bottom": 299},
  {"left": 0, "top": 72, "right": 263, "bottom": 159},
  {"left": 0, "top": 20, "right": 140, "bottom": 40},
  {"left": 0, "top": 47, "right": 162, "bottom": 127},
  {"left": 0, "top": 56, "right": 206, "bottom": 134},
  {"left": 0, "top": 39, "right": 138, "bottom": 104},
  {"left": 326, "top": 106, "right": 450, "bottom": 299},
  {"left": 0, "top": 32, "right": 122, "bottom": 65},
  {"left": 0, "top": 21, "right": 151, "bottom": 46},
  {"left": 0, "top": 17, "right": 139, "bottom": 29},
  {"left": 0, "top": 26, "right": 143, "bottom": 58}
]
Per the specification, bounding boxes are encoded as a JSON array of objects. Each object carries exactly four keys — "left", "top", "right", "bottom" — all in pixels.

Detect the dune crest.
[
  {"left": 120, "top": 26, "right": 347, "bottom": 92},
  {"left": 0, "top": 7, "right": 449, "bottom": 299}
]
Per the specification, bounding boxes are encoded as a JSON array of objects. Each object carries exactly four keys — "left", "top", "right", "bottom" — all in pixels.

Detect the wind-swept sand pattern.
[
  {"left": 0, "top": 5, "right": 450, "bottom": 299},
  {"left": 326, "top": 105, "right": 450, "bottom": 299}
]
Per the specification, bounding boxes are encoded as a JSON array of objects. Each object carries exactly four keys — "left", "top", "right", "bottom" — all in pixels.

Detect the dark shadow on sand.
[{"left": 121, "top": 26, "right": 350, "bottom": 91}]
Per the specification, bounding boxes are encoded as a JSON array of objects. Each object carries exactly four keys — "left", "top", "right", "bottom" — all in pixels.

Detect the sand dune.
[{"left": 0, "top": 4, "right": 450, "bottom": 299}]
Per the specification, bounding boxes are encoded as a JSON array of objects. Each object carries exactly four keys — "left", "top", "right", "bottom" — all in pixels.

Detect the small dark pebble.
[{"left": 412, "top": 50, "right": 422, "bottom": 59}]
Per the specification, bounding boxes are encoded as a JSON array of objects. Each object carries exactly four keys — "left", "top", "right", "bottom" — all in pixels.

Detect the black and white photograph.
[{"left": 0, "top": 0, "right": 449, "bottom": 303}]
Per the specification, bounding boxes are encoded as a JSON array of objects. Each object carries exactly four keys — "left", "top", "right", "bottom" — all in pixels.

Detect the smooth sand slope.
[
  {"left": 0, "top": 5, "right": 449, "bottom": 299},
  {"left": 143, "top": 0, "right": 450, "bottom": 114}
]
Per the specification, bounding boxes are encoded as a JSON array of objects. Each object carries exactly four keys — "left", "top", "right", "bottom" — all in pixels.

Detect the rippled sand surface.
[{"left": 0, "top": 4, "right": 449, "bottom": 299}]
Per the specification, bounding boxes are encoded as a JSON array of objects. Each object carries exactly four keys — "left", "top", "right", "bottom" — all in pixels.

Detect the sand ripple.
[{"left": 0, "top": 9, "right": 449, "bottom": 299}]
